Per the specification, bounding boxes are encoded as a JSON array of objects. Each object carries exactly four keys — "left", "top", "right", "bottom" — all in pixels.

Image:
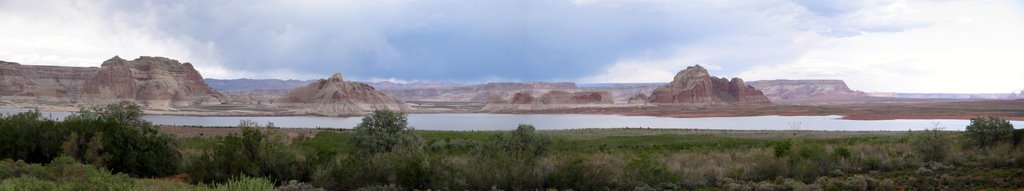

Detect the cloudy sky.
[{"left": 1, "top": 0, "right": 1022, "bottom": 93}]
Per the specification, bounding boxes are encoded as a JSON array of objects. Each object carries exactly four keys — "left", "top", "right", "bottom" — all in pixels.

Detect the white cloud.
[
  {"left": 0, "top": 1, "right": 214, "bottom": 71},
  {"left": 583, "top": 0, "right": 1024, "bottom": 93},
  {"left": 740, "top": 0, "right": 1024, "bottom": 93}
]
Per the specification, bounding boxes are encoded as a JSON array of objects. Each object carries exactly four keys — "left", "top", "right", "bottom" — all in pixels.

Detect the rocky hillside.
[
  {"left": 381, "top": 82, "right": 578, "bottom": 102},
  {"left": 503, "top": 90, "right": 613, "bottom": 105},
  {"left": 648, "top": 65, "right": 770, "bottom": 105},
  {"left": 0, "top": 61, "right": 98, "bottom": 100},
  {"left": 747, "top": 80, "right": 866, "bottom": 101},
  {"left": 278, "top": 73, "right": 407, "bottom": 116},
  {"left": 80, "top": 56, "right": 225, "bottom": 108}
]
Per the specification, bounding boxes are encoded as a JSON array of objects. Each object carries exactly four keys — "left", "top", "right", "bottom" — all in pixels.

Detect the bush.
[
  {"left": 832, "top": 146, "right": 852, "bottom": 160},
  {"left": 61, "top": 102, "right": 182, "bottom": 177},
  {"left": 0, "top": 102, "right": 181, "bottom": 177},
  {"left": 1013, "top": 129, "right": 1024, "bottom": 147},
  {"left": 315, "top": 110, "right": 430, "bottom": 190},
  {"left": 912, "top": 128, "right": 951, "bottom": 162},
  {"left": 772, "top": 140, "right": 792, "bottom": 158},
  {"left": 0, "top": 156, "right": 136, "bottom": 191},
  {"left": 349, "top": 110, "right": 423, "bottom": 155},
  {"left": 187, "top": 120, "right": 305, "bottom": 184},
  {"left": 624, "top": 156, "right": 678, "bottom": 187},
  {"left": 0, "top": 110, "right": 65, "bottom": 164},
  {"left": 965, "top": 116, "right": 1014, "bottom": 148},
  {"left": 490, "top": 124, "right": 551, "bottom": 159},
  {"left": 546, "top": 156, "right": 618, "bottom": 190}
]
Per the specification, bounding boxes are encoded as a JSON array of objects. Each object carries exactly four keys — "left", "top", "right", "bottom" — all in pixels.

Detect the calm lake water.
[{"left": 1, "top": 108, "right": 1019, "bottom": 131}]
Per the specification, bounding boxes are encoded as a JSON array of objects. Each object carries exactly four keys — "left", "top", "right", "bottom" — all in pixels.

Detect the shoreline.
[{"left": 5, "top": 100, "right": 1024, "bottom": 121}]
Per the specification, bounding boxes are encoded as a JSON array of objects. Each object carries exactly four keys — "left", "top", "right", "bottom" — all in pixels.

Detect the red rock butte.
[{"left": 647, "top": 65, "right": 771, "bottom": 105}]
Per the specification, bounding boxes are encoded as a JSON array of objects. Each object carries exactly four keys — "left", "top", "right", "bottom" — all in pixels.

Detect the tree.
[
  {"left": 349, "top": 110, "right": 423, "bottom": 155},
  {"left": 964, "top": 116, "right": 1014, "bottom": 148}
]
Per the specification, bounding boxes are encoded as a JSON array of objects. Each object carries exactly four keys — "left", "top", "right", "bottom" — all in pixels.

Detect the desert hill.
[
  {"left": 648, "top": 65, "right": 770, "bottom": 105},
  {"left": 277, "top": 73, "right": 408, "bottom": 116}
]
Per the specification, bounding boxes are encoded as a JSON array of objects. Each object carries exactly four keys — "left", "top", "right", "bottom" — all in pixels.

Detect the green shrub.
[
  {"left": 0, "top": 177, "right": 58, "bottom": 191},
  {"left": 315, "top": 110, "right": 430, "bottom": 190},
  {"left": 1013, "top": 129, "right": 1024, "bottom": 147},
  {"left": 490, "top": 124, "right": 552, "bottom": 159},
  {"left": 772, "top": 140, "right": 792, "bottom": 158},
  {"left": 205, "top": 176, "right": 276, "bottom": 191},
  {"left": 912, "top": 128, "right": 951, "bottom": 162},
  {"left": 0, "top": 102, "right": 181, "bottom": 177},
  {"left": 0, "top": 156, "right": 136, "bottom": 191},
  {"left": 349, "top": 110, "right": 423, "bottom": 155},
  {"left": 0, "top": 111, "right": 65, "bottom": 164},
  {"left": 965, "top": 116, "right": 1014, "bottom": 148},
  {"left": 831, "top": 146, "right": 852, "bottom": 160},
  {"left": 61, "top": 105, "right": 182, "bottom": 177},
  {"left": 187, "top": 121, "right": 304, "bottom": 184},
  {"left": 624, "top": 156, "right": 678, "bottom": 187},
  {"left": 546, "top": 156, "right": 618, "bottom": 190}
]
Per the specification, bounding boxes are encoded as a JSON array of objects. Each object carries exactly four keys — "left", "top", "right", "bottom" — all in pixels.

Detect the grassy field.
[
  {"left": 3, "top": 105, "right": 1024, "bottom": 190},
  {"left": 168, "top": 127, "right": 1023, "bottom": 190}
]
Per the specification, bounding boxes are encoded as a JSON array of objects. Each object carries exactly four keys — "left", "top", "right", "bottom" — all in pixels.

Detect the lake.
[{"left": 1, "top": 108, "right": 1018, "bottom": 131}]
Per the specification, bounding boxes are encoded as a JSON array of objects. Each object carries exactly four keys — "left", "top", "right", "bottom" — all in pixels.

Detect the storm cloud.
[{"left": 2, "top": 0, "right": 1023, "bottom": 93}]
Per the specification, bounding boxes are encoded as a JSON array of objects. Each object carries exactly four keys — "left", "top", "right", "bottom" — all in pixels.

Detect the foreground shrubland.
[{"left": 2, "top": 102, "right": 1024, "bottom": 190}]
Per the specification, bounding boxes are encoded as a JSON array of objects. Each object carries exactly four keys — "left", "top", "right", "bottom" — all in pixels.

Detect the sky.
[{"left": 1, "top": 0, "right": 1023, "bottom": 93}]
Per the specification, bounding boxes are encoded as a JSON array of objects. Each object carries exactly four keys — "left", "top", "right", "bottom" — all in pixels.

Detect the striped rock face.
[
  {"left": 80, "top": 56, "right": 225, "bottom": 108},
  {"left": 279, "top": 73, "right": 408, "bottom": 116}
]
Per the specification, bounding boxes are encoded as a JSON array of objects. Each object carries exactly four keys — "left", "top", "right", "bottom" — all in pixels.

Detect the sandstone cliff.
[
  {"left": 80, "top": 56, "right": 225, "bottom": 108},
  {"left": 379, "top": 82, "right": 578, "bottom": 102},
  {"left": 504, "top": 90, "right": 613, "bottom": 105},
  {"left": 278, "top": 73, "right": 408, "bottom": 116},
  {"left": 648, "top": 65, "right": 770, "bottom": 105},
  {"left": 0, "top": 61, "right": 98, "bottom": 101},
  {"left": 747, "top": 80, "right": 866, "bottom": 101}
]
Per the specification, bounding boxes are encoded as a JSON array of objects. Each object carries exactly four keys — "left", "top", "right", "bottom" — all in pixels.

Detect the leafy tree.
[
  {"left": 965, "top": 116, "right": 1014, "bottom": 148},
  {"left": 349, "top": 110, "right": 423, "bottom": 155}
]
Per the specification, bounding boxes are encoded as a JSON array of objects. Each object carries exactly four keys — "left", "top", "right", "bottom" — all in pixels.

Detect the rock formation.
[
  {"left": 80, "top": 56, "right": 225, "bottom": 108},
  {"left": 278, "top": 73, "right": 408, "bottom": 116},
  {"left": 627, "top": 93, "right": 649, "bottom": 104},
  {"left": 539, "top": 91, "right": 613, "bottom": 104},
  {"left": 0, "top": 60, "right": 98, "bottom": 100},
  {"left": 747, "top": 80, "right": 866, "bottom": 101},
  {"left": 648, "top": 65, "right": 770, "bottom": 105},
  {"left": 377, "top": 82, "right": 578, "bottom": 102},
  {"left": 508, "top": 92, "right": 535, "bottom": 104},
  {"left": 505, "top": 91, "right": 613, "bottom": 105}
]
